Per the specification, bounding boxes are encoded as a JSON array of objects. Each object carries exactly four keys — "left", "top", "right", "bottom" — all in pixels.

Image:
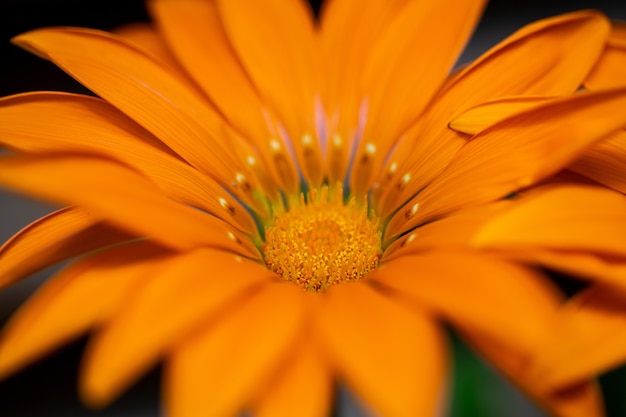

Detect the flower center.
[{"left": 262, "top": 186, "right": 382, "bottom": 292}]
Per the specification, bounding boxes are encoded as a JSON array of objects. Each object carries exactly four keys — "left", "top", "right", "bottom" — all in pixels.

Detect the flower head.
[{"left": 1, "top": 1, "right": 626, "bottom": 417}]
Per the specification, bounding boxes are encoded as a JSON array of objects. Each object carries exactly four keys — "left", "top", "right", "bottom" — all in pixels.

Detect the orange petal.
[
  {"left": 0, "top": 92, "right": 258, "bottom": 235},
  {"left": 113, "top": 22, "right": 193, "bottom": 83},
  {"left": 495, "top": 249, "right": 626, "bottom": 294},
  {"left": 464, "top": 331, "right": 605, "bottom": 417},
  {"left": 0, "top": 242, "right": 169, "bottom": 379},
  {"left": 319, "top": 0, "right": 404, "bottom": 183},
  {"left": 530, "top": 286, "right": 626, "bottom": 390},
  {"left": 13, "top": 27, "right": 244, "bottom": 182},
  {"left": 0, "top": 207, "right": 132, "bottom": 289},
  {"left": 373, "top": 251, "right": 561, "bottom": 353},
  {"left": 81, "top": 249, "right": 270, "bottom": 406},
  {"left": 383, "top": 199, "right": 513, "bottom": 262},
  {"left": 377, "top": 10, "right": 610, "bottom": 217},
  {"left": 149, "top": 0, "right": 267, "bottom": 142},
  {"left": 585, "top": 22, "right": 626, "bottom": 89},
  {"left": 349, "top": 0, "right": 486, "bottom": 194},
  {"left": 386, "top": 87, "right": 626, "bottom": 239},
  {"left": 215, "top": 0, "right": 321, "bottom": 184},
  {"left": 0, "top": 154, "right": 258, "bottom": 256},
  {"left": 571, "top": 130, "right": 626, "bottom": 194},
  {"left": 473, "top": 185, "right": 626, "bottom": 257},
  {"left": 449, "top": 96, "right": 555, "bottom": 135},
  {"left": 253, "top": 339, "right": 332, "bottom": 417},
  {"left": 313, "top": 283, "right": 447, "bottom": 417},
  {"left": 166, "top": 283, "right": 305, "bottom": 417}
]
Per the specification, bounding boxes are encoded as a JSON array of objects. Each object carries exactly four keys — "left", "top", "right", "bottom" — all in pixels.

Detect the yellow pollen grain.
[{"left": 263, "top": 186, "right": 382, "bottom": 292}]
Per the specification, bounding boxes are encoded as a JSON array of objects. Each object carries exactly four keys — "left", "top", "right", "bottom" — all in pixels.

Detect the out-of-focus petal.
[
  {"left": 166, "top": 283, "right": 305, "bottom": 417},
  {"left": 373, "top": 251, "right": 561, "bottom": 353},
  {"left": 0, "top": 207, "right": 132, "bottom": 289},
  {"left": 472, "top": 185, "right": 626, "bottom": 257},
  {"left": 530, "top": 286, "right": 626, "bottom": 390},
  {"left": 314, "top": 283, "right": 447, "bottom": 417},
  {"left": 585, "top": 22, "right": 626, "bottom": 89},
  {"left": 81, "top": 249, "right": 270, "bottom": 406},
  {"left": 253, "top": 339, "right": 332, "bottom": 417},
  {"left": 0, "top": 242, "right": 169, "bottom": 378}
]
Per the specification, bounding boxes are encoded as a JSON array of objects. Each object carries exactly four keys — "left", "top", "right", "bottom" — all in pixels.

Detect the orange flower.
[{"left": 1, "top": 1, "right": 625, "bottom": 417}]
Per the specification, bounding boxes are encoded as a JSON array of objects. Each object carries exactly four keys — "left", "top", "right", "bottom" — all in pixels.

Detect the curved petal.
[
  {"left": 530, "top": 286, "right": 626, "bottom": 390},
  {"left": 0, "top": 242, "right": 170, "bottom": 378},
  {"left": 449, "top": 96, "right": 555, "bottom": 135},
  {"left": 253, "top": 339, "right": 332, "bottom": 417},
  {"left": 13, "top": 27, "right": 245, "bottom": 183},
  {"left": 464, "top": 332, "right": 605, "bottom": 417},
  {"left": 386, "top": 87, "right": 626, "bottom": 239},
  {"left": 0, "top": 92, "right": 258, "bottom": 235},
  {"left": 166, "top": 283, "right": 305, "bottom": 417},
  {"left": 349, "top": 0, "right": 486, "bottom": 194},
  {"left": 81, "top": 249, "right": 270, "bottom": 406},
  {"left": 585, "top": 22, "right": 626, "bottom": 89},
  {"left": 472, "top": 185, "right": 626, "bottom": 257},
  {"left": 0, "top": 207, "right": 132, "bottom": 289},
  {"left": 0, "top": 154, "right": 258, "bottom": 256},
  {"left": 313, "top": 283, "right": 447, "bottom": 417},
  {"left": 373, "top": 251, "right": 562, "bottom": 353},
  {"left": 376, "top": 10, "right": 610, "bottom": 216}
]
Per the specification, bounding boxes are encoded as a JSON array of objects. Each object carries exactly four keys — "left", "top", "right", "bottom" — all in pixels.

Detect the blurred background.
[{"left": 0, "top": 0, "right": 625, "bottom": 416}]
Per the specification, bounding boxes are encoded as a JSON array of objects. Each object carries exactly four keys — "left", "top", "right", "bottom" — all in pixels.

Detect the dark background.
[{"left": 1, "top": 1, "right": 625, "bottom": 416}]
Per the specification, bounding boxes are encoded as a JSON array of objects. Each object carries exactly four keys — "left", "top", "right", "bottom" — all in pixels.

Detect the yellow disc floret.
[{"left": 263, "top": 185, "right": 382, "bottom": 291}]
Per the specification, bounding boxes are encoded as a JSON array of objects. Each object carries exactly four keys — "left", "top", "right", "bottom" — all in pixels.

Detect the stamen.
[{"left": 263, "top": 185, "right": 382, "bottom": 292}]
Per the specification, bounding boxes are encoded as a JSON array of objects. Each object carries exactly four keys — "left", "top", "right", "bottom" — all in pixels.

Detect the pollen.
[{"left": 262, "top": 186, "right": 382, "bottom": 292}]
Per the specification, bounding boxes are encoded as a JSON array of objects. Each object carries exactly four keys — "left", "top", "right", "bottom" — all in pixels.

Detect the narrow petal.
[
  {"left": 13, "top": 27, "right": 245, "bottom": 182},
  {"left": 314, "top": 283, "right": 447, "bottom": 417},
  {"left": 0, "top": 154, "right": 258, "bottom": 256},
  {"left": 0, "top": 207, "right": 131, "bottom": 289},
  {"left": 472, "top": 185, "right": 626, "bottom": 257},
  {"left": 465, "top": 332, "right": 605, "bottom": 417},
  {"left": 530, "top": 286, "right": 626, "bottom": 389},
  {"left": 215, "top": 0, "right": 321, "bottom": 184},
  {"left": 0, "top": 92, "right": 258, "bottom": 234},
  {"left": 349, "top": 0, "right": 486, "bottom": 193},
  {"left": 585, "top": 22, "right": 626, "bottom": 89},
  {"left": 449, "top": 96, "right": 555, "bottom": 135},
  {"left": 253, "top": 339, "right": 332, "bottom": 417},
  {"left": 166, "top": 283, "right": 305, "bottom": 417},
  {"left": 386, "top": 87, "right": 626, "bottom": 239},
  {"left": 0, "top": 242, "right": 169, "bottom": 378},
  {"left": 570, "top": 130, "right": 626, "bottom": 194},
  {"left": 373, "top": 251, "right": 561, "bottom": 353},
  {"left": 81, "top": 249, "right": 270, "bottom": 406},
  {"left": 377, "top": 10, "right": 610, "bottom": 217}
]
